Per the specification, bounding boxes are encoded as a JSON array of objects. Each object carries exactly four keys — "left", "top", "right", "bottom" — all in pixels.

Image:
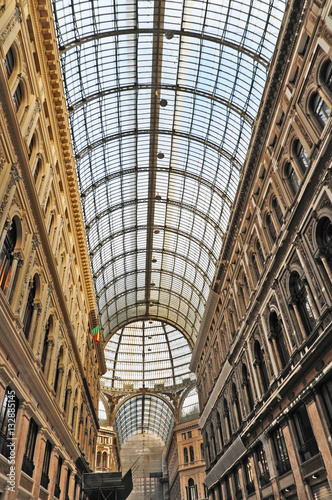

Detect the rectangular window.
[
  {"left": 64, "top": 467, "right": 71, "bottom": 499},
  {"left": 187, "top": 431, "right": 192, "bottom": 438},
  {"left": 0, "top": 387, "right": 18, "bottom": 458},
  {"left": 182, "top": 433, "right": 187, "bottom": 440},
  {"left": 292, "top": 404, "right": 319, "bottom": 462},
  {"left": 41, "top": 441, "right": 52, "bottom": 490},
  {"left": 244, "top": 457, "right": 255, "bottom": 495},
  {"left": 54, "top": 456, "right": 63, "bottom": 499},
  {"left": 22, "top": 418, "right": 38, "bottom": 477},
  {"left": 271, "top": 427, "right": 290, "bottom": 476}
]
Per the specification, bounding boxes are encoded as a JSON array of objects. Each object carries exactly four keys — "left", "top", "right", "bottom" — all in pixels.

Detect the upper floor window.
[
  {"left": 23, "top": 275, "right": 37, "bottom": 340},
  {"left": 253, "top": 340, "right": 269, "bottom": 393},
  {"left": 269, "top": 311, "right": 289, "bottom": 369},
  {"left": 13, "top": 81, "right": 23, "bottom": 112},
  {"left": 310, "top": 92, "right": 330, "bottom": 127},
  {"left": 217, "top": 411, "right": 224, "bottom": 451},
  {"left": 184, "top": 446, "right": 189, "bottom": 464},
  {"left": 252, "top": 253, "right": 260, "bottom": 282},
  {"left": 41, "top": 440, "right": 52, "bottom": 490},
  {"left": 232, "top": 383, "right": 242, "bottom": 428},
  {"left": 256, "top": 239, "right": 265, "bottom": 268},
  {"left": 289, "top": 271, "right": 316, "bottom": 336},
  {"left": 272, "top": 197, "right": 283, "bottom": 226},
  {"left": 22, "top": 418, "right": 38, "bottom": 477},
  {"left": 294, "top": 139, "right": 309, "bottom": 171},
  {"left": 0, "top": 220, "right": 17, "bottom": 292},
  {"left": 292, "top": 403, "right": 319, "bottom": 462},
  {"left": 242, "top": 363, "right": 254, "bottom": 412},
  {"left": 96, "top": 451, "right": 101, "bottom": 467},
  {"left": 189, "top": 445, "right": 194, "bottom": 463},
  {"left": 34, "top": 157, "right": 41, "bottom": 184},
  {"left": 266, "top": 213, "right": 276, "bottom": 243},
  {"left": 54, "top": 456, "right": 63, "bottom": 499},
  {"left": 271, "top": 426, "right": 290, "bottom": 476},
  {"left": 4, "top": 47, "right": 15, "bottom": 79},
  {"left": 285, "top": 162, "right": 300, "bottom": 196},
  {"left": 245, "top": 457, "right": 255, "bottom": 495}
]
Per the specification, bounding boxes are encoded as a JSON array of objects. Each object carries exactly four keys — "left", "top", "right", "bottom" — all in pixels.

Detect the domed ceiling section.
[
  {"left": 102, "top": 320, "right": 195, "bottom": 390},
  {"left": 52, "top": 0, "right": 286, "bottom": 342}
]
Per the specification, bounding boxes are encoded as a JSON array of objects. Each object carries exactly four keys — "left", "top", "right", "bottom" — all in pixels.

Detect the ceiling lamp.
[
  {"left": 165, "top": 30, "right": 174, "bottom": 40},
  {"left": 160, "top": 99, "right": 167, "bottom": 107},
  {"left": 157, "top": 152, "right": 164, "bottom": 159}
]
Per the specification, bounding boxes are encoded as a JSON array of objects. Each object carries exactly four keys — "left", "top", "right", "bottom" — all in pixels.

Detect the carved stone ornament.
[{"left": 0, "top": 5, "right": 22, "bottom": 43}]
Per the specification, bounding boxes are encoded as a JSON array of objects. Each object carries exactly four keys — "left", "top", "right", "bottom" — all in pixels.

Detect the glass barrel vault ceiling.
[
  {"left": 102, "top": 320, "right": 195, "bottom": 389},
  {"left": 52, "top": 0, "right": 286, "bottom": 343}
]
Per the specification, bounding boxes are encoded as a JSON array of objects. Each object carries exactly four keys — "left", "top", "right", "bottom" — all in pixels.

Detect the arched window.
[
  {"left": 232, "top": 383, "right": 242, "bottom": 427},
  {"left": 41, "top": 318, "right": 51, "bottom": 372},
  {"left": 204, "top": 431, "right": 211, "bottom": 465},
  {"left": 96, "top": 451, "right": 101, "bottom": 468},
  {"left": 34, "top": 157, "right": 41, "bottom": 184},
  {"left": 269, "top": 311, "right": 289, "bottom": 369},
  {"left": 63, "top": 371, "right": 72, "bottom": 416},
  {"left": 217, "top": 411, "right": 224, "bottom": 450},
  {"left": 210, "top": 422, "right": 216, "bottom": 459},
  {"left": 285, "top": 161, "right": 300, "bottom": 196},
  {"left": 0, "top": 221, "right": 17, "bottom": 291},
  {"left": 294, "top": 139, "right": 309, "bottom": 171},
  {"left": 242, "top": 363, "right": 254, "bottom": 412},
  {"left": 311, "top": 92, "right": 330, "bottom": 127},
  {"left": 254, "top": 340, "right": 269, "bottom": 393},
  {"left": 316, "top": 216, "right": 332, "bottom": 264},
  {"left": 54, "top": 346, "right": 63, "bottom": 396},
  {"left": 13, "top": 81, "right": 23, "bottom": 112},
  {"left": 184, "top": 446, "right": 189, "bottom": 464},
  {"left": 188, "top": 478, "right": 197, "bottom": 500},
  {"left": 23, "top": 275, "right": 37, "bottom": 339},
  {"left": 200, "top": 442, "right": 204, "bottom": 459},
  {"left": 252, "top": 253, "right": 260, "bottom": 282},
  {"left": 189, "top": 445, "right": 194, "bottom": 463},
  {"left": 272, "top": 197, "right": 283, "bottom": 226},
  {"left": 102, "top": 451, "right": 107, "bottom": 469},
  {"left": 28, "top": 134, "right": 35, "bottom": 160},
  {"left": 289, "top": 271, "right": 316, "bottom": 336},
  {"left": 257, "top": 239, "right": 265, "bottom": 268},
  {"left": 223, "top": 398, "right": 231, "bottom": 439},
  {"left": 266, "top": 213, "right": 276, "bottom": 243},
  {"left": 5, "top": 47, "right": 15, "bottom": 79},
  {"left": 256, "top": 442, "right": 270, "bottom": 486}
]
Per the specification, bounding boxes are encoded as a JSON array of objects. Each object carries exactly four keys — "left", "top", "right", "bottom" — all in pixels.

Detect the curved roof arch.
[
  {"left": 102, "top": 320, "right": 196, "bottom": 388},
  {"left": 53, "top": 0, "right": 286, "bottom": 342},
  {"left": 114, "top": 393, "right": 175, "bottom": 446}
]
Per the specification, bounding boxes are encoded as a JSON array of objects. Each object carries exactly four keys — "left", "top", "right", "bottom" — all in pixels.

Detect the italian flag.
[{"left": 92, "top": 325, "right": 99, "bottom": 343}]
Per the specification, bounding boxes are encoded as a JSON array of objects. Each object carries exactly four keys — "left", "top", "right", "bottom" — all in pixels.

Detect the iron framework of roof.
[{"left": 52, "top": 0, "right": 286, "bottom": 346}]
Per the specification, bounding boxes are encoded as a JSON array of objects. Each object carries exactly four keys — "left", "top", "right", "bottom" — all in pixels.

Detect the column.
[
  {"left": 281, "top": 419, "right": 307, "bottom": 499},
  {"left": 31, "top": 428, "right": 47, "bottom": 498},
  {"left": 306, "top": 393, "right": 332, "bottom": 491},
  {"left": 7, "top": 252, "right": 23, "bottom": 303}
]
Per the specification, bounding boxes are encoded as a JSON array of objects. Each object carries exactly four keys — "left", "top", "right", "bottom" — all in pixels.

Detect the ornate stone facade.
[
  {"left": 190, "top": 1, "right": 332, "bottom": 499},
  {"left": 0, "top": 1, "right": 105, "bottom": 499}
]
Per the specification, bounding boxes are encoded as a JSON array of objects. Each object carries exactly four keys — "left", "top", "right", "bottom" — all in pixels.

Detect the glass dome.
[{"left": 102, "top": 320, "right": 195, "bottom": 389}]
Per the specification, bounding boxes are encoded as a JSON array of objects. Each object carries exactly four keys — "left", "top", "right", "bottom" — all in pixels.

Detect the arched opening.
[
  {"left": 310, "top": 92, "right": 330, "bottom": 128},
  {"left": 232, "top": 383, "right": 242, "bottom": 428},
  {"left": 289, "top": 271, "right": 316, "bottom": 336},
  {"left": 184, "top": 446, "right": 188, "bottom": 464},
  {"left": 217, "top": 411, "right": 224, "bottom": 451},
  {"left": 5, "top": 46, "right": 15, "bottom": 79},
  {"left": 269, "top": 311, "right": 289, "bottom": 369},
  {"left": 187, "top": 478, "right": 198, "bottom": 500},
  {"left": 272, "top": 196, "right": 283, "bottom": 226},
  {"left": 266, "top": 212, "right": 277, "bottom": 243},
  {"left": 242, "top": 363, "right": 254, "bottom": 412},
  {"left": 285, "top": 161, "right": 300, "bottom": 196},
  {"left": 254, "top": 340, "right": 269, "bottom": 393},
  {"left": 23, "top": 275, "right": 38, "bottom": 340},
  {"left": 0, "top": 221, "right": 17, "bottom": 292},
  {"left": 293, "top": 138, "right": 309, "bottom": 171}
]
